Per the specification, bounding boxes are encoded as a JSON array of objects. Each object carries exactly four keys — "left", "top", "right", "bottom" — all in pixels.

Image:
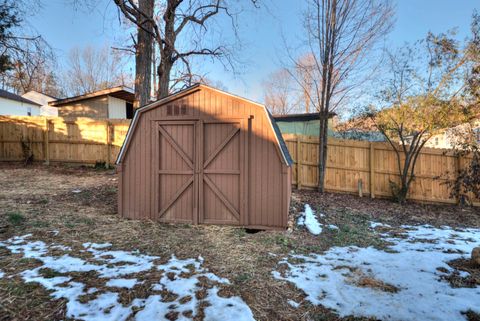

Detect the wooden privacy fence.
[
  {"left": 283, "top": 134, "right": 479, "bottom": 206},
  {"left": 0, "top": 116, "right": 477, "bottom": 206},
  {"left": 0, "top": 116, "right": 131, "bottom": 167}
]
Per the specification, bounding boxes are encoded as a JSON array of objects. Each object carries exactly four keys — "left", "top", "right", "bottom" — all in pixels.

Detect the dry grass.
[
  {"left": 0, "top": 163, "right": 478, "bottom": 321},
  {"left": 354, "top": 276, "right": 399, "bottom": 293},
  {"left": 296, "top": 189, "right": 480, "bottom": 228}
]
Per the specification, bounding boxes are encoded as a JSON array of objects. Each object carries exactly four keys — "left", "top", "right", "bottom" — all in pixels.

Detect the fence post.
[
  {"left": 105, "top": 121, "right": 111, "bottom": 168},
  {"left": 297, "top": 136, "right": 302, "bottom": 189},
  {"left": 369, "top": 142, "right": 375, "bottom": 198},
  {"left": 44, "top": 117, "right": 50, "bottom": 165},
  {"left": 455, "top": 154, "right": 461, "bottom": 204}
]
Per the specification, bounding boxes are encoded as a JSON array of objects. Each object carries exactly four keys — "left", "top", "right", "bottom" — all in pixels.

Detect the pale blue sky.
[{"left": 29, "top": 0, "right": 479, "bottom": 101}]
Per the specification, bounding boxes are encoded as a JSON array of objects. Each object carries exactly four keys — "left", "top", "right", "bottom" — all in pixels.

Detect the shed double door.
[{"left": 154, "top": 119, "right": 247, "bottom": 225}]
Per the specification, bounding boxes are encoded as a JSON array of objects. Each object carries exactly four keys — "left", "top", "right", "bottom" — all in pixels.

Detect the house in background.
[
  {"left": 49, "top": 86, "right": 135, "bottom": 119},
  {"left": 333, "top": 114, "right": 386, "bottom": 142},
  {"left": 0, "top": 89, "right": 41, "bottom": 116},
  {"left": 425, "top": 121, "right": 480, "bottom": 149},
  {"left": 22, "top": 91, "right": 59, "bottom": 117},
  {"left": 272, "top": 112, "right": 337, "bottom": 137}
]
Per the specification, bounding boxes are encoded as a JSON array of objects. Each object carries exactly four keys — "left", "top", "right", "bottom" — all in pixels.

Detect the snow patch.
[
  {"left": 370, "top": 222, "right": 391, "bottom": 229},
  {"left": 297, "top": 204, "right": 323, "bottom": 235},
  {"left": 274, "top": 225, "right": 480, "bottom": 321},
  {"left": 0, "top": 269, "right": 4, "bottom": 278},
  {"left": 0, "top": 235, "right": 255, "bottom": 321},
  {"left": 83, "top": 242, "right": 112, "bottom": 249},
  {"left": 204, "top": 287, "right": 256, "bottom": 321},
  {"left": 287, "top": 299, "right": 300, "bottom": 308},
  {"left": 106, "top": 278, "right": 138, "bottom": 289}
]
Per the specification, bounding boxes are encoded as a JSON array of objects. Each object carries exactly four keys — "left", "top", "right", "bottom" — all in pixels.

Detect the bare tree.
[
  {"left": 113, "top": 0, "right": 250, "bottom": 100},
  {"left": 0, "top": 0, "right": 60, "bottom": 95},
  {"left": 6, "top": 37, "right": 61, "bottom": 96},
  {"left": 262, "top": 68, "right": 299, "bottom": 115},
  {"left": 286, "top": 0, "right": 393, "bottom": 192},
  {"left": 63, "top": 45, "right": 131, "bottom": 96},
  {"left": 295, "top": 53, "right": 316, "bottom": 113}
]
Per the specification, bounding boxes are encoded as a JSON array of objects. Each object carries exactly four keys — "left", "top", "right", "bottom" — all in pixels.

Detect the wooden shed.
[{"left": 116, "top": 84, "right": 292, "bottom": 229}]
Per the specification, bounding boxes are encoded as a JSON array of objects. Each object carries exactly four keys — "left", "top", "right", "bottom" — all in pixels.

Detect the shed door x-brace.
[{"left": 153, "top": 119, "right": 248, "bottom": 225}]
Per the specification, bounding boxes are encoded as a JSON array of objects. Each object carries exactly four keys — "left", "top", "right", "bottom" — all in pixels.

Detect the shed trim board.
[{"left": 117, "top": 84, "right": 292, "bottom": 229}]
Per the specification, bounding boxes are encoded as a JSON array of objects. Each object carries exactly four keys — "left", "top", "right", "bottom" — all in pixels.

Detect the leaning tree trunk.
[{"left": 133, "top": 0, "right": 154, "bottom": 108}]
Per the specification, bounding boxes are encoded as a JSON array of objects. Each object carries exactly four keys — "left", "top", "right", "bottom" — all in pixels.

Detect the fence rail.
[
  {"left": 0, "top": 116, "right": 477, "bottom": 206},
  {"left": 283, "top": 134, "right": 479, "bottom": 206}
]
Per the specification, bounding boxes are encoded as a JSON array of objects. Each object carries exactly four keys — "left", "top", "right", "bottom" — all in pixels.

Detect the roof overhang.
[
  {"left": 273, "top": 112, "right": 336, "bottom": 122},
  {"left": 50, "top": 86, "right": 134, "bottom": 106}
]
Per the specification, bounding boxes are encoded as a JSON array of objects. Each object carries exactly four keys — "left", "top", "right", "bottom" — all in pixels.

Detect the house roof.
[
  {"left": 22, "top": 91, "right": 58, "bottom": 106},
  {"left": 0, "top": 89, "right": 42, "bottom": 106},
  {"left": 49, "top": 86, "right": 134, "bottom": 106},
  {"left": 273, "top": 112, "right": 336, "bottom": 122},
  {"left": 116, "top": 83, "right": 293, "bottom": 166},
  {"left": 23, "top": 90, "right": 58, "bottom": 100}
]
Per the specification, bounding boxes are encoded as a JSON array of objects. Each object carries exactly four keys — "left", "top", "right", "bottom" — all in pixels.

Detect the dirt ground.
[{"left": 0, "top": 163, "right": 479, "bottom": 321}]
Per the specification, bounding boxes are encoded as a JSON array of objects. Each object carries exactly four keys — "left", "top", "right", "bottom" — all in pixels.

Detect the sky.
[{"left": 28, "top": 0, "right": 480, "bottom": 102}]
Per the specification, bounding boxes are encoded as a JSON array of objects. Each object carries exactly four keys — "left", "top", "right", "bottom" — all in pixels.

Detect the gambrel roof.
[{"left": 116, "top": 84, "right": 292, "bottom": 166}]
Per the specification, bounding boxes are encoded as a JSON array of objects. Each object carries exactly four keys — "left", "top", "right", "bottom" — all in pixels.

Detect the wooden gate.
[{"left": 154, "top": 119, "right": 247, "bottom": 225}]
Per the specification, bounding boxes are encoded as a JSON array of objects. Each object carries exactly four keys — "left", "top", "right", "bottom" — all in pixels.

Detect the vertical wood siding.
[{"left": 119, "top": 87, "right": 291, "bottom": 229}]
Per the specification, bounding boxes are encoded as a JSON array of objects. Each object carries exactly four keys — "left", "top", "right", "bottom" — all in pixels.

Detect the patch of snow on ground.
[
  {"left": 0, "top": 269, "right": 4, "bottom": 278},
  {"left": 0, "top": 235, "right": 255, "bottom": 321},
  {"left": 273, "top": 224, "right": 480, "bottom": 321},
  {"left": 83, "top": 242, "right": 112, "bottom": 249},
  {"left": 106, "top": 278, "right": 138, "bottom": 289},
  {"left": 203, "top": 287, "right": 256, "bottom": 321},
  {"left": 297, "top": 204, "right": 323, "bottom": 235},
  {"left": 287, "top": 299, "right": 300, "bottom": 308},
  {"left": 370, "top": 222, "right": 391, "bottom": 229}
]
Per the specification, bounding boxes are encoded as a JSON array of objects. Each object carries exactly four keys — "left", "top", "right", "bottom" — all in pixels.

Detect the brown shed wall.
[
  {"left": 117, "top": 86, "right": 291, "bottom": 229},
  {"left": 57, "top": 96, "right": 109, "bottom": 118}
]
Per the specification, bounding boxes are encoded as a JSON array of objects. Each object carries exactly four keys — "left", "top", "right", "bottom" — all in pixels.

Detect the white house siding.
[
  {"left": 426, "top": 121, "right": 480, "bottom": 149},
  {"left": 107, "top": 96, "right": 126, "bottom": 119},
  {"left": 0, "top": 97, "right": 40, "bottom": 116},
  {"left": 22, "top": 91, "right": 58, "bottom": 117},
  {"left": 39, "top": 105, "right": 59, "bottom": 117}
]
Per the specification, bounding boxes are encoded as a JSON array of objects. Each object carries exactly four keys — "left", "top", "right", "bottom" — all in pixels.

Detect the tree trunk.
[
  {"left": 157, "top": 60, "right": 173, "bottom": 99},
  {"left": 318, "top": 112, "right": 328, "bottom": 192},
  {"left": 133, "top": 0, "right": 154, "bottom": 108}
]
